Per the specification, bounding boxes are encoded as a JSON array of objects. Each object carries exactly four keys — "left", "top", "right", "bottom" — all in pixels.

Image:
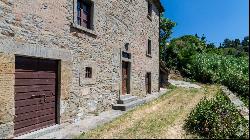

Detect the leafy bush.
[
  {"left": 206, "top": 47, "right": 248, "bottom": 57},
  {"left": 163, "top": 35, "right": 249, "bottom": 105},
  {"left": 164, "top": 35, "right": 205, "bottom": 70},
  {"left": 184, "top": 92, "right": 249, "bottom": 139},
  {"left": 188, "top": 54, "right": 249, "bottom": 99}
]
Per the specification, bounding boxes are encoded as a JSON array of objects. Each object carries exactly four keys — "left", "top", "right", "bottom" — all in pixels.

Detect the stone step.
[
  {"left": 117, "top": 96, "right": 138, "bottom": 104},
  {"left": 112, "top": 99, "right": 146, "bottom": 111},
  {"left": 15, "top": 124, "right": 63, "bottom": 139},
  {"left": 119, "top": 94, "right": 132, "bottom": 100}
]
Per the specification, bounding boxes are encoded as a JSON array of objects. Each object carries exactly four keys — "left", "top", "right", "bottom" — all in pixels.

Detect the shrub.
[
  {"left": 164, "top": 35, "right": 206, "bottom": 70},
  {"left": 188, "top": 54, "right": 249, "bottom": 99},
  {"left": 163, "top": 35, "right": 249, "bottom": 105},
  {"left": 188, "top": 54, "right": 223, "bottom": 83},
  {"left": 184, "top": 92, "right": 249, "bottom": 139}
]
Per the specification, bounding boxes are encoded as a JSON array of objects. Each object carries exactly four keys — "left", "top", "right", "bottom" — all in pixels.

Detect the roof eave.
[{"left": 153, "top": 0, "right": 165, "bottom": 13}]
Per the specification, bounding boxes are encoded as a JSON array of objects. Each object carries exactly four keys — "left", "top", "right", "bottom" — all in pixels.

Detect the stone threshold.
[{"left": 14, "top": 88, "right": 169, "bottom": 139}]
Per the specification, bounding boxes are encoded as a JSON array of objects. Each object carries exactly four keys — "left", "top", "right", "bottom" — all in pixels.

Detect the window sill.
[
  {"left": 147, "top": 14, "right": 152, "bottom": 21},
  {"left": 80, "top": 77, "right": 96, "bottom": 86},
  {"left": 146, "top": 54, "right": 152, "bottom": 58},
  {"left": 71, "top": 23, "right": 97, "bottom": 37}
]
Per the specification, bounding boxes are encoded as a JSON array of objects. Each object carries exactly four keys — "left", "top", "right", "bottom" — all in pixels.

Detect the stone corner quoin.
[{"left": 0, "top": 0, "right": 163, "bottom": 138}]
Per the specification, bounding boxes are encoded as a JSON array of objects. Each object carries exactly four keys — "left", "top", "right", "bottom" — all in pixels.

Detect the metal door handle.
[
  {"left": 31, "top": 95, "right": 40, "bottom": 98},
  {"left": 41, "top": 94, "right": 47, "bottom": 103},
  {"left": 31, "top": 94, "right": 45, "bottom": 98},
  {"left": 31, "top": 95, "right": 36, "bottom": 98},
  {"left": 32, "top": 94, "right": 47, "bottom": 103}
]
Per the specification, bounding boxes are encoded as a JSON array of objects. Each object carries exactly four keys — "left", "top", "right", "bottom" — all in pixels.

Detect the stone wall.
[
  {"left": 0, "top": 0, "right": 160, "bottom": 138},
  {"left": 0, "top": 53, "right": 15, "bottom": 138}
]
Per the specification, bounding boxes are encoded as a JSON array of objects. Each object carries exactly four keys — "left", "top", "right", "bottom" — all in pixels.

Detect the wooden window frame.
[
  {"left": 77, "top": 0, "right": 92, "bottom": 29},
  {"left": 85, "top": 67, "right": 92, "bottom": 78},
  {"left": 147, "top": 39, "right": 152, "bottom": 57},
  {"left": 73, "top": 0, "right": 97, "bottom": 36},
  {"left": 147, "top": 0, "right": 153, "bottom": 20}
]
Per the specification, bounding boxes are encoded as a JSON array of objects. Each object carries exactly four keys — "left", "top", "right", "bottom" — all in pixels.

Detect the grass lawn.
[{"left": 77, "top": 84, "right": 220, "bottom": 139}]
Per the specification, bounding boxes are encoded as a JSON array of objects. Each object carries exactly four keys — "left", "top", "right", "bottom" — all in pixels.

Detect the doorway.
[
  {"left": 122, "top": 61, "right": 130, "bottom": 95},
  {"left": 146, "top": 72, "right": 151, "bottom": 94}
]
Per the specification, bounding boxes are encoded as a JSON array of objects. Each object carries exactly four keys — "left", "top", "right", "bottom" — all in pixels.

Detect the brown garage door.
[{"left": 14, "top": 56, "right": 58, "bottom": 136}]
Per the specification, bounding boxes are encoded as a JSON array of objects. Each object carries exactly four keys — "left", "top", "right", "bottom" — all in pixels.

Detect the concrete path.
[
  {"left": 15, "top": 89, "right": 169, "bottom": 139},
  {"left": 168, "top": 79, "right": 201, "bottom": 89}
]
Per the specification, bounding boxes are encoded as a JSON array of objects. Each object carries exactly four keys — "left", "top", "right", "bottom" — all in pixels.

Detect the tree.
[
  {"left": 222, "top": 38, "right": 233, "bottom": 48},
  {"left": 159, "top": 14, "right": 176, "bottom": 61},
  {"left": 201, "top": 34, "right": 206, "bottom": 42},
  {"left": 219, "top": 43, "right": 223, "bottom": 48},
  {"left": 207, "top": 43, "right": 216, "bottom": 49},
  {"left": 195, "top": 34, "right": 199, "bottom": 39},
  {"left": 241, "top": 36, "right": 249, "bottom": 46},
  {"left": 164, "top": 35, "right": 206, "bottom": 73},
  {"left": 234, "top": 39, "right": 241, "bottom": 48},
  {"left": 242, "top": 36, "right": 249, "bottom": 53}
]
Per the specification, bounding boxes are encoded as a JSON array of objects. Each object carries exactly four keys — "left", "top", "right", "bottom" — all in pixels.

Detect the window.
[
  {"left": 148, "top": 1, "right": 152, "bottom": 17},
  {"left": 85, "top": 67, "right": 92, "bottom": 78},
  {"left": 77, "top": 0, "right": 92, "bottom": 29},
  {"left": 147, "top": 39, "right": 152, "bottom": 56}
]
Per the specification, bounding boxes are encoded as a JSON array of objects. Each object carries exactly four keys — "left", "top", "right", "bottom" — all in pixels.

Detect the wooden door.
[
  {"left": 122, "top": 61, "right": 129, "bottom": 95},
  {"left": 146, "top": 73, "right": 151, "bottom": 94},
  {"left": 14, "top": 56, "right": 58, "bottom": 136}
]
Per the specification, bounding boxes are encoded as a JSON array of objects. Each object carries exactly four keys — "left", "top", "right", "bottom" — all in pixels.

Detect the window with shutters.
[
  {"left": 85, "top": 67, "right": 92, "bottom": 78},
  {"left": 73, "top": 0, "right": 96, "bottom": 36},
  {"left": 77, "top": 0, "right": 92, "bottom": 29}
]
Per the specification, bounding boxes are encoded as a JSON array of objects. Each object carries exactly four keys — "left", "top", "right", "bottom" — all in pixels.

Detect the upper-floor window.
[
  {"left": 77, "top": 0, "right": 92, "bottom": 29},
  {"left": 148, "top": 1, "right": 153, "bottom": 18},
  {"left": 147, "top": 39, "right": 152, "bottom": 56}
]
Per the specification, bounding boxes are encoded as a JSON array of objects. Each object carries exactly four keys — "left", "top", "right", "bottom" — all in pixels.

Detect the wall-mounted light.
[{"left": 125, "top": 43, "right": 129, "bottom": 51}]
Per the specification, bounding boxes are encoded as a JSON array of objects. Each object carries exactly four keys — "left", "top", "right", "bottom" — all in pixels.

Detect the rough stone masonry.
[{"left": 0, "top": 0, "right": 163, "bottom": 138}]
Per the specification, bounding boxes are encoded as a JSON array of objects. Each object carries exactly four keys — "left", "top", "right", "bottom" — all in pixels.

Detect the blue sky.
[{"left": 161, "top": 0, "right": 249, "bottom": 45}]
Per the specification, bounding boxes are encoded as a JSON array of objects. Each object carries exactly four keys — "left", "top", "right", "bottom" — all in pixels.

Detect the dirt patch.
[{"left": 168, "top": 70, "right": 184, "bottom": 81}]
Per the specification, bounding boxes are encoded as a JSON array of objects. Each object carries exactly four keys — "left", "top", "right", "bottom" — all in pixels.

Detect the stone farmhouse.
[{"left": 0, "top": 0, "right": 164, "bottom": 138}]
